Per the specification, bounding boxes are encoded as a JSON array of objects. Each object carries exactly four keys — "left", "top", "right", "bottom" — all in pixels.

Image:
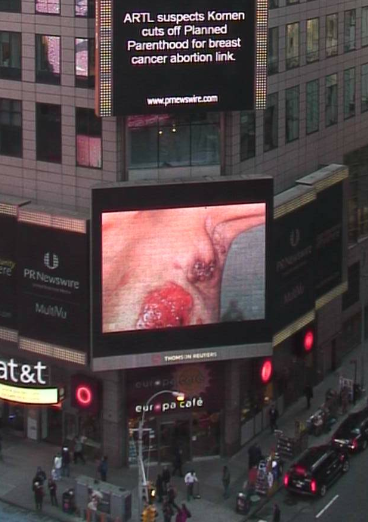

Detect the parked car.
[
  {"left": 331, "top": 407, "right": 368, "bottom": 452},
  {"left": 283, "top": 444, "right": 349, "bottom": 497}
]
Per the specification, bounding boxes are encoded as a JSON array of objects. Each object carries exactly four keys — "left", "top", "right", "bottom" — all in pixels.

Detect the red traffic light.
[
  {"left": 303, "top": 330, "right": 314, "bottom": 352},
  {"left": 261, "top": 360, "right": 273, "bottom": 383}
]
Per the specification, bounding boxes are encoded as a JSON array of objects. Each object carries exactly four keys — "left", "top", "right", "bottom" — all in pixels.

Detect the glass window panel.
[
  {"left": 158, "top": 124, "right": 190, "bottom": 167},
  {"left": 268, "top": 27, "right": 278, "bottom": 75},
  {"left": 344, "top": 68, "right": 355, "bottom": 119},
  {"left": 36, "top": 103, "right": 61, "bottom": 163},
  {"left": 264, "top": 92, "right": 278, "bottom": 152},
  {"left": 361, "top": 64, "right": 368, "bottom": 113},
  {"left": 240, "top": 111, "right": 255, "bottom": 161},
  {"left": 75, "top": 0, "right": 94, "bottom": 17},
  {"left": 191, "top": 122, "right": 220, "bottom": 166},
  {"left": 286, "top": 0, "right": 299, "bottom": 4},
  {"left": 286, "top": 23, "right": 299, "bottom": 69},
  {"left": 306, "top": 18, "right": 319, "bottom": 63},
  {"left": 285, "top": 86, "right": 299, "bottom": 142},
  {"left": 344, "top": 10, "right": 356, "bottom": 52},
  {"left": 269, "top": 0, "right": 278, "bottom": 8},
  {"left": 75, "top": 38, "right": 95, "bottom": 88},
  {"left": 36, "top": 35, "right": 61, "bottom": 85},
  {"left": 0, "top": 98, "right": 22, "bottom": 157},
  {"left": 325, "top": 73, "right": 338, "bottom": 126},
  {"left": 0, "top": 0, "right": 20, "bottom": 12},
  {"left": 76, "top": 108, "right": 102, "bottom": 168},
  {"left": 363, "top": 7, "right": 368, "bottom": 47},
  {"left": 306, "top": 79, "right": 319, "bottom": 134},
  {"left": 326, "top": 14, "right": 338, "bottom": 57},
  {"left": 35, "top": 0, "right": 60, "bottom": 14},
  {"left": 0, "top": 32, "right": 21, "bottom": 79}
]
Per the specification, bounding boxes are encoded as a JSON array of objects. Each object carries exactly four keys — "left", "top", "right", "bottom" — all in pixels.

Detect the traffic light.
[
  {"left": 70, "top": 374, "right": 102, "bottom": 415},
  {"left": 147, "top": 505, "right": 158, "bottom": 522},
  {"left": 293, "top": 324, "right": 315, "bottom": 357},
  {"left": 141, "top": 507, "right": 149, "bottom": 522}
]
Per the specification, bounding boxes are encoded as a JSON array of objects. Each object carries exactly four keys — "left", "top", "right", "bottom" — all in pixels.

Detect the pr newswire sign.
[
  {"left": 96, "top": 0, "right": 268, "bottom": 116},
  {"left": 18, "top": 224, "right": 89, "bottom": 351}
]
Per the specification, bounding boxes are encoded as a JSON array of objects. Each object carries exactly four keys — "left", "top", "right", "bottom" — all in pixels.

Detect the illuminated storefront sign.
[
  {"left": 96, "top": 0, "right": 268, "bottom": 116},
  {"left": 0, "top": 382, "right": 62, "bottom": 405}
]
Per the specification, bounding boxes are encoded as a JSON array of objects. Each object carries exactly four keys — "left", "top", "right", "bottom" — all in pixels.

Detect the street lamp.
[{"left": 137, "top": 389, "right": 184, "bottom": 515}]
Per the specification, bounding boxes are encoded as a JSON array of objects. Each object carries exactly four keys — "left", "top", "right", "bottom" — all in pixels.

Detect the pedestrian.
[
  {"left": 273, "top": 503, "right": 281, "bottom": 522},
  {"left": 167, "top": 483, "right": 179, "bottom": 510},
  {"left": 61, "top": 443, "right": 71, "bottom": 477},
  {"left": 163, "top": 499, "right": 175, "bottom": 522},
  {"left": 33, "top": 480, "right": 44, "bottom": 511},
  {"left": 184, "top": 470, "right": 198, "bottom": 501},
  {"left": 172, "top": 446, "right": 183, "bottom": 477},
  {"left": 53, "top": 453, "right": 62, "bottom": 480},
  {"left": 175, "top": 503, "right": 192, "bottom": 522},
  {"left": 304, "top": 384, "right": 314, "bottom": 409},
  {"left": 162, "top": 465, "right": 171, "bottom": 495},
  {"left": 156, "top": 472, "right": 164, "bottom": 502},
  {"left": 74, "top": 435, "right": 86, "bottom": 464},
  {"left": 98, "top": 456, "right": 108, "bottom": 481},
  {"left": 48, "top": 477, "right": 58, "bottom": 506},
  {"left": 35, "top": 466, "right": 47, "bottom": 485},
  {"left": 222, "top": 465, "right": 231, "bottom": 499},
  {"left": 269, "top": 404, "right": 279, "bottom": 433}
]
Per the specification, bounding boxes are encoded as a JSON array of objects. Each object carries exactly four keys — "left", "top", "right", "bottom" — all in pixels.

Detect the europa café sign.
[{"left": 0, "top": 359, "right": 64, "bottom": 405}]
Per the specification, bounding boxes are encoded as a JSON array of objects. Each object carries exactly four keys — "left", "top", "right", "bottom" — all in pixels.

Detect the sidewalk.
[{"left": 0, "top": 343, "right": 366, "bottom": 522}]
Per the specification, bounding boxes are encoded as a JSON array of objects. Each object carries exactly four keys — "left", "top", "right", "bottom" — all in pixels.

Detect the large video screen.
[
  {"left": 96, "top": 0, "right": 268, "bottom": 116},
  {"left": 92, "top": 177, "right": 273, "bottom": 370},
  {"left": 102, "top": 203, "right": 266, "bottom": 333}
]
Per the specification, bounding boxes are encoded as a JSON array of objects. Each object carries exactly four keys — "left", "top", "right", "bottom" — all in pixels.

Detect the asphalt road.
[
  {"left": 0, "top": 500, "right": 61, "bottom": 521},
  {"left": 253, "top": 445, "right": 368, "bottom": 522}
]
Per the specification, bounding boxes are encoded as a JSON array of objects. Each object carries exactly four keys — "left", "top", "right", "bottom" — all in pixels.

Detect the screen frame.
[{"left": 91, "top": 177, "right": 273, "bottom": 370}]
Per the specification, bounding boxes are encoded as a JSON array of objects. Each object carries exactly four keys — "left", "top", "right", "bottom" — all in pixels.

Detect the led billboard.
[
  {"left": 92, "top": 177, "right": 273, "bottom": 370},
  {"left": 96, "top": 0, "right": 268, "bottom": 116}
]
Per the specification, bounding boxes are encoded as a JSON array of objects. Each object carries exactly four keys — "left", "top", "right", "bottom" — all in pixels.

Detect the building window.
[
  {"left": 264, "top": 92, "right": 278, "bottom": 152},
  {"left": 0, "top": 0, "right": 20, "bottom": 12},
  {"left": 306, "top": 79, "right": 319, "bottom": 134},
  {"left": 0, "top": 99, "right": 22, "bottom": 157},
  {"left": 361, "top": 64, "right": 368, "bottom": 113},
  {"left": 36, "top": 103, "right": 61, "bottom": 163},
  {"left": 128, "top": 113, "right": 220, "bottom": 169},
  {"left": 286, "top": 0, "right": 299, "bottom": 5},
  {"left": 240, "top": 111, "right": 255, "bottom": 161},
  {"left": 286, "top": 23, "right": 299, "bottom": 69},
  {"left": 75, "top": 38, "right": 95, "bottom": 88},
  {"left": 35, "top": 0, "right": 60, "bottom": 14},
  {"left": 344, "top": 10, "right": 356, "bottom": 52},
  {"left": 76, "top": 108, "right": 102, "bottom": 168},
  {"left": 326, "top": 14, "right": 338, "bottom": 57},
  {"left": 75, "top": 0, "right": 95, "bottom": 17},
  {"left": 268, "top": 27, "right": 278, "bottom": 75},
  {"left": 325, "top": 73, "right": 338, "bottom": 127},
  {"left": 363, "top": 7, "right": 368, "bottom": 47},
  {"left": 0, "top": 32, "right": 21, "bottom": 80},
  {"left": 345, "top": 146, "right": 368, "bottom": 244},
  {"left": 306, "top": 19, "right": 319, "bottom": 63},
  {"left": 285, "top": 86, "right": 299, "bottom": 143},
  {"left": 344, "top": 68, "right": 355, "bottom": 119},
  {"left": 35, "top": 35, "right": 60, "bottom": 85},
  {"left": 269, "top": 0, "right": 278, "bottom": 9}
]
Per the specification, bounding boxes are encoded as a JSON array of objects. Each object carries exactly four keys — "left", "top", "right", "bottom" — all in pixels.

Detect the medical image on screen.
[{"left": 102, "top": 204, "right": 266, "bottom": 333}]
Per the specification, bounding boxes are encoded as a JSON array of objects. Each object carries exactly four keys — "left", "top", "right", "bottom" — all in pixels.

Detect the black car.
[
  {"left": 331, "top": 407, "right": 368, "bottom": 452},
  {"left": 284, "top": 444, "right": 349, "bottom": 497}
]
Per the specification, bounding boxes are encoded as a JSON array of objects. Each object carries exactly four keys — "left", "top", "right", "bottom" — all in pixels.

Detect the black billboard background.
[
  {"left": 0, "top": 213, "right": 17, "bottom": 330},
  {"left": 17, "top": 224, "right": 89, "bottom": 351},
  {"left": 112, "top": 0, "right": 255, "bottom": 115},
  {"left": 315, "top": 182, "right": 343, "bottom": 299},
  {"left": 92, "top": 178, "right": 273, "bottom": 360},
  {"left": 273, "top": 200, "right": 315, "bottom": 333}
]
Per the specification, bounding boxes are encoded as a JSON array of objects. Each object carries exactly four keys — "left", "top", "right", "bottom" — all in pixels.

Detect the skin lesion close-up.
[{"left": 102, "top": 203, "right": 266, "bottom": 333}]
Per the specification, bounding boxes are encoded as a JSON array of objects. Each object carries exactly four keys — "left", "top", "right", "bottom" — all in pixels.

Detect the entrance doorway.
[{"left": 159, "top": 418, "right": 191, "bottom": 464}]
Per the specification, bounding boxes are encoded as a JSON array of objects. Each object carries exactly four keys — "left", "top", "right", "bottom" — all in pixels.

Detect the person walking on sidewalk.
[
  {"left": 61, "top": 443, "right": 71, "bottom": 477},
  {"left": 155, "top": 472, "right": 164, "bottom": 502},
  {"left": 163, "top": 499, "right": 175, "bottom": 522},
  {"left": 162, "top": 465, "right": 171, "bottom": 495},
  {"left": 33, "top": 480, "right": 44, "bottom": 511},
  {"left": 53, "top": 453, "right": 62, "bottom": 480},
  {"left": 304, "top": 384, "right": 314, "bottom": 409},
  {"left": 222, "top": 465, "right": 231, "bottom": 499},
  {"left": 269, "top": 404, "right": 279, "bottom": 433},
  {"left": 73, "top": 435, "right": 86, "bottom": 464},
  {"left": 48, "top": 477, "right": 58, "bottom": 506},
  {"left": 176, "top": 503, "right": 191, "bottom": 522},
  {"left": 184, "top": 470, "right": 198, "bottom": 501},
  {"left": 172, "top": 446, "right": 184, "bottom": 477},
  {"left": 273, "top": 503, "right": 281, "bottom": 522},
  {"left": 98, "top": 456, "right": 108, "bottom": 481}
]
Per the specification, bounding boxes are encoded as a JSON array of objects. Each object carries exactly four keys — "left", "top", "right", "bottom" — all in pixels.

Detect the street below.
[{"left": 0, "top": 500, "right": 60, "bottom": 522}]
